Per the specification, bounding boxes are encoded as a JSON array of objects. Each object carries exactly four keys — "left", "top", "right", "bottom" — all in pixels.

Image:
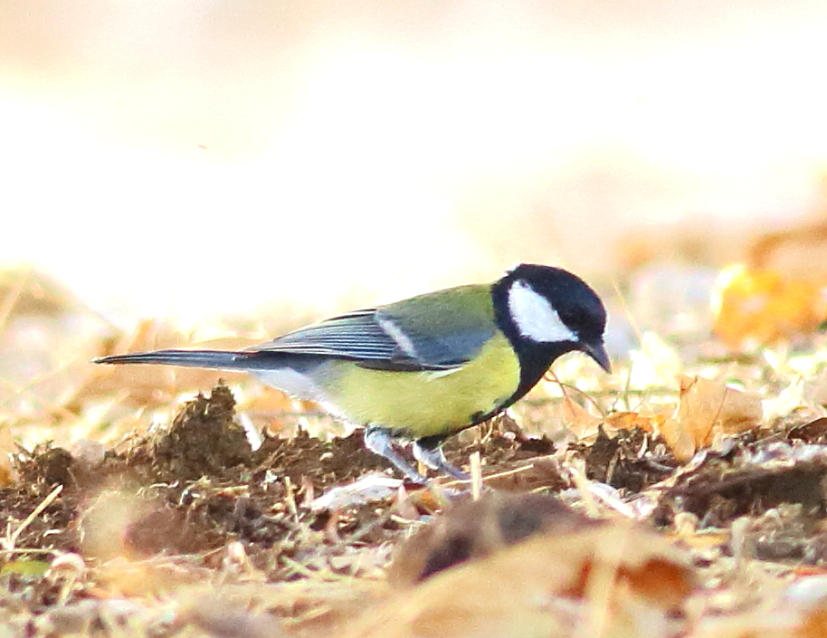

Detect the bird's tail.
[{"left": 94, "top": 349, "right": 261, "bottom": 370}]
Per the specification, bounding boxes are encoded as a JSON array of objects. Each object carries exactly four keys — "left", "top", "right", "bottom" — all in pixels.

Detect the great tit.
[{"left": 95, "top": 264, "right": 610, "bottom": 482}]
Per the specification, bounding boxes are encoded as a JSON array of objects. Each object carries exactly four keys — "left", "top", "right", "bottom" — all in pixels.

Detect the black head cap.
[{"left": 492, "top": 264, "right": 610, "bottom": 373}]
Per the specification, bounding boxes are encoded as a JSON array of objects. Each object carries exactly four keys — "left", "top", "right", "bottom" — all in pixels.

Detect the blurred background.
[
  {"left": 3, "top": 0, "right": 827, "bottom": 421},
  {"left": 4, "top": 0, "right": 827, "bottom": 316}
]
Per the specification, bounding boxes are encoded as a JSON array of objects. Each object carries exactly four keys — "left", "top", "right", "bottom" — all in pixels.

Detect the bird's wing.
[
  {"left": 254, "top": 309, "right": 446, "bottom": 370},
  {"left": 255, "top": 309, "right": 399, "bottom": 359},
  {"left": 374, "top": 288, "right": 496, "bottom": 370},
  {"left": 253, "top": 286, "right": 496, "bottom": 371}
]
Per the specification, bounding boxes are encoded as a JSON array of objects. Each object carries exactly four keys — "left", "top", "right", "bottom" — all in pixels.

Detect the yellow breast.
[{"left": 331, "top": 332, "right": 520, "bottom": 438}]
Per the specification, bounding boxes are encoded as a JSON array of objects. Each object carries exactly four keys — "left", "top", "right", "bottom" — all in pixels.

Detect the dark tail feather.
[{"left": 94, "top": 349, "right": 259, "bottom": 371}]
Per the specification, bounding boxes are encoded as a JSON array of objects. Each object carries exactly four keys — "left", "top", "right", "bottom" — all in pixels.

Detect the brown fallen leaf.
[
  {"left": 657, "top": 413, "right": 697, "bottom": 463},
  {"left": 388, "top": 492, "right": 594, "bottom": 587},
  {"left": 553, "top": 397, "right": 604, "bottom": 439},
  {"left": 343, "top": 523, "right": 693, "bottom": 638},
  {"left": 602, "top": 411, "right": 657, "bottom": 434},
  {"left": 712, "top": 265, "right": 827, "bottom": 350},
  {"left": 669, "top": 376, "right": 763, "bottom": 460}
]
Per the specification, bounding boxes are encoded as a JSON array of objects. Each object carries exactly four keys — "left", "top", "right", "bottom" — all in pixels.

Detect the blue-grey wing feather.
[
  {"left": 255, "top": 310, "right": 395, "bottom": 358},
  {"left": 252, "top": 308, "right": 487, "bottom": 371},
  {"left": 376, "top": 308, "right": 494, "bottom": 368}
]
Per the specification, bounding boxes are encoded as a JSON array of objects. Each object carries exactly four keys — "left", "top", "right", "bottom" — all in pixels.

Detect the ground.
[{"left": 3, "top": 274, "right": 827, "bottom": 637}]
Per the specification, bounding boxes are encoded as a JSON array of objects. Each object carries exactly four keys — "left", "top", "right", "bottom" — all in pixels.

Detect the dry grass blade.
[{"left": 2, "top": 484, "right": 63, "bottom": 554}]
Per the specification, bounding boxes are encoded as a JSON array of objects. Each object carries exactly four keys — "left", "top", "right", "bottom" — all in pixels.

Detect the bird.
[{"left": 95, "top": 263, "right": 610, "bottom": 482}]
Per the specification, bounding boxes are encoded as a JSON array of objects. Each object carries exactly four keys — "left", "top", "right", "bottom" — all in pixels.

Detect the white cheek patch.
[{"left": 508, "top": 280, "right": 578, "bottom": 343}]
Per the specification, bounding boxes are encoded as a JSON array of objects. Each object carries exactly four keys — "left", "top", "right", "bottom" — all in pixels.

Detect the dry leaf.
[
  {"left": 343, "top": 524, "right": 693, "bottom": 638},
  {"left": 388, "top": 493, "right": 594, "bottom": 587},
  {"left": 712, "top": 265, "right": 827, "bottom": 350},
  {"left": 309, "top": 475, "right": 402, "bottom": 512},
  {"left": 673, "top": 376, "right": 763, "bottom": 457},
  {"left": 657, "top": 413, "right": 696, "bottom": 463},
  {"left": 597, "top": 407, "right": 698, "bottom": 463},
  {"left": 555, "top": 397, "right": 603, "bottom": 439},
  {"left": 691, "top": 572, "right": 827, "bottom": 638},
  {"left": 603, "top": 411, "right": 657, "bottom": 434}
]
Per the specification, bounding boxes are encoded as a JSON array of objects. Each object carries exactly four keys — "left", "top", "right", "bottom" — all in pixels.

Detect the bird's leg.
[
  {"left": 364, "top": 426, "right": 427, "bottom": 483},
  {"left": 413, "top": 436, "right": 470, "bottom": 481}
]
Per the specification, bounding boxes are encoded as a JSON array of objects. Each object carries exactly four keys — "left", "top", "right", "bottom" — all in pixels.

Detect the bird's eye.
[{"left": 557, "top": 309, "right": 582, "bottom": 328}]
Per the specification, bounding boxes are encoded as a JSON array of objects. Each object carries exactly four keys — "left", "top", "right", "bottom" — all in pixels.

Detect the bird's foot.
[
  {"left": 364, "top": 427, "right": 428, "bottom": 484},
  {"left": 413, "top": 440, "right": 469, "bottom": 481}
]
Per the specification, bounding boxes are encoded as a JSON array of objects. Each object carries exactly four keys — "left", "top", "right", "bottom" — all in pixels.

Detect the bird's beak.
[{"left": 583, "top": 341, "right": 611, "bottom": 373}]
